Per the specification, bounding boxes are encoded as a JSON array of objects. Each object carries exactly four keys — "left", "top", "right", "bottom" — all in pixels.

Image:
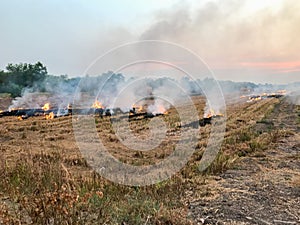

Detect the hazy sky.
[{"left": 0, "top": 0, "right": 299, "bottom": 84}]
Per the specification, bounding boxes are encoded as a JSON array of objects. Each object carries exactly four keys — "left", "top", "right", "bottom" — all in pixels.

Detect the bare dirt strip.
[{"left": 189, "top": 98, "right": 300, "bottom": 225}]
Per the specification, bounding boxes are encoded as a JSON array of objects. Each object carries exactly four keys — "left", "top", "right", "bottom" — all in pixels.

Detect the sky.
[{"left": 0, "top": 0, "right": 299, "bottom": 84}]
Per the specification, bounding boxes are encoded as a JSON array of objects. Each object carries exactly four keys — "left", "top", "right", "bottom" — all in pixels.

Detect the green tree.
[
  {"left": 6, "top": 61, "right": 47, "bottom": 87},
  {"left": 1, "top": 62, "right": 48, "bottom": 96}
]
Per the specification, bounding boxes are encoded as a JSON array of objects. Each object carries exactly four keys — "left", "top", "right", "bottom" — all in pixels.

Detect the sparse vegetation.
[{"left": 0, "top": 152, "right": 193, "bottom": 224}]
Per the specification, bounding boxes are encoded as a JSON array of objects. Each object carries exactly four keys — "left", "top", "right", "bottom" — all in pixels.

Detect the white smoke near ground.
[
  {"left": 288, "top": 94, "right": 300, "bottom": 106},
  {"left": 249, "top": 82, "right": 300, "bottom": 97},
  {"left": 8, "top": 76, "right": 78, "bottom": 110},
  {"left": 60, "top": 74, "right": 180, "bottom": 115},
  {"left": 196, "top": 78, "right": 226, "bottom": 117},
  {"left": 148, "top": 78, "right": 183, "bottom": 115},
  {"left": 7, "top": 70, "right": 299, "bottom": 116},
  {"left": 112, "top": 77, "right": 189, "bottom": 115},
  {"left": 9, "top": 88, "right": 48, "bottom": 110},
  {"left": 147, "top": 99, "right": 169, "bottom": 115},
  {"left": 286, "top": 83, "right": 300, "bottom": 105},
  {"left": 110, "top": 78, "right": 152, "bottom": 112}
]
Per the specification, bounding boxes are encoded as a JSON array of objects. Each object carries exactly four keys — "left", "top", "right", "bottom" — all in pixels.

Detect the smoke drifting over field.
[
  {"left": 75, "top": 74, "right": 205, "bottom": 114},
  {"left": 8, "top": 73, "right": 204, "bottom": 114},
  {"left": 9, "top": 76, "right": 78, "bottom": 110},
  {"left": 7, "top": 69, "right": 299, "bottom": 117}
]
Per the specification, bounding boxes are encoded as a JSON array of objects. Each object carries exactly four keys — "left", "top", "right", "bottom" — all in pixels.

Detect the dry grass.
[{"left": 0, "top": 96, "right": 283, "bottom": 224}]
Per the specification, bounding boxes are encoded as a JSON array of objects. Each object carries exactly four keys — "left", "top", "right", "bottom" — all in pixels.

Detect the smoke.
[
  {"left": 8, "top": 75, "right": 79, "bottom": 110},
  {"left": 138, "top": 0, "right": 300, "bottom": 83},
  {"left": 98, "top": 76, "right": 193, "bottom": 114},
  {"left": 8, "top": 70, "right": 208, "bottom": 116},
  {"left": 288, "top": 94, "right": 300, "bottom": 105},
  {"left": 286, "top": 82, "right": 300, "bottom": 105},
  {"left": 148, "top": 78, "right": 186, "bottom": 115},
  {"left": 8, "top": 67, "right": 300, "bottom": 118},
  {"left": 80, "top": 0, "right": 299, "bottom": 115},
  {"left": 141, "top": 0, "right": 300, "bottom": 62},
  {"left": 9, "top": 88, "right": 47, "bottom": 110},
  {"left": 110, "top": 78, "right": 152, "bottom": 112},
  {"left": 197, "top": 78, "right": 225, "bottom": 116}
]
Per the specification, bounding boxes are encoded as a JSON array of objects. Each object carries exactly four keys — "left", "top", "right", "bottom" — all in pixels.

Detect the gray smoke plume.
[
  {"left": 141, "top": 0, "right": 300, "bottom": 63},
  {"left": 9, "top": 75, "right": 79, "bottom": 110}
]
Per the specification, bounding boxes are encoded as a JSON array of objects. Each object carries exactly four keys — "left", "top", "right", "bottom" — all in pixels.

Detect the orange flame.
[
  {"left": 132, "top": 104, "right": 144, "bottom": 113},
  {"left": 17, "top": 116, "right": 23, "bottom": 121},
  {"left": 9, "top": 107, "right": 23, "bottom": 111},
  {"left": 205, "top": 109, "right": 223, "bottom": 118},
  {"left": 248, "top": 96, "right": 262, "bottom": 102},
  {"left": 46, "top": 112, "right": 55, "bottom": 120},
  {"left": 92, "top": 100, "right": 104, "bottom": 109},
  {"left": 42, "top": 103, "right": 50, "bottom": 111},
  {"left": 148, "top": 104, "right": 168, "bottom": 115},
  {"left": 206, "top": 109, "right": 215, "bottom": 118}
]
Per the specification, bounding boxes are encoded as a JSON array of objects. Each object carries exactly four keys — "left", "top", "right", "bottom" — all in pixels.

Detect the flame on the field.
[
  {"left": 132, "top": 104, "right": 144, "bottom": 113},
  {"left": 204, "top": 108, "right": 224, "bottom": 118},
  {"left": 148, "top": 103, "right": 168, "bottom": 115},
  {"left": 91, "top": 100, "right": 104, "bottom": 109},
  {"left": 42, "top": 103, "right": 50, "bottom": 111},
  {"left": 157, "top": 104, "right": 168, "bottom": 114},
  {"left": 205, "top": 109, "right": 215, "bottom": 118},
  {"left": 46, "top": 112, "right": 54, "bottom": 120}
]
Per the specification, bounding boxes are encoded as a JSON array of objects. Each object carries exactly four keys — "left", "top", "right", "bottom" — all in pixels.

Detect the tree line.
[
  {"left": 1, "top": 61, "right": 275, "bottom": 99},
  {"left": 0, "top": 62, "right": 80, "bottom": 97}
]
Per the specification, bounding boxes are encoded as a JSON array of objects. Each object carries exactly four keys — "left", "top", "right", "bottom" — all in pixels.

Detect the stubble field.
[{"left": 0, "top": 95, "right": 299, "bottom": 224}]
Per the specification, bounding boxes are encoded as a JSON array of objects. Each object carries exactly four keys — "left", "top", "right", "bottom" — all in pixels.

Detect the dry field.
[{"left": 0, "top": 95, "right": 299, "bottom": 224}]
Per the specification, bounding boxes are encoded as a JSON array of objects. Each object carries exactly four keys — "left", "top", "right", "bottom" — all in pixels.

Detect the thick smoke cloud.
[{"left": 140, "top": 0, "right": 300, "bottom": 83}]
